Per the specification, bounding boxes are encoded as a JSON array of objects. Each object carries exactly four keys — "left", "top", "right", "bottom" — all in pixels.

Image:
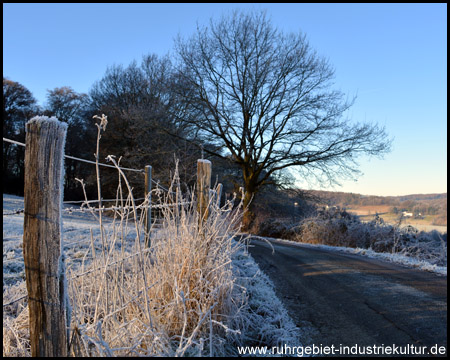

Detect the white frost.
[{"left": 27, "top": 115, "right": 68, "bottom": 129}]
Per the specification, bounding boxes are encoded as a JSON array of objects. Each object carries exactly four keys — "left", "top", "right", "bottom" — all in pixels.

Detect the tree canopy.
[
  {"left": 174, "top": 10, "right": 392, "bottom": 228},
  {"left": 3, "top": 10, "right": 393, "bottom": 229}
]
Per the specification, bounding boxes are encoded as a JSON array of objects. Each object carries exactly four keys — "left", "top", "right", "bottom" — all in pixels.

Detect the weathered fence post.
[
  {"left": 197, "top": 159, "right": 211, "bottom": 225},
  {"left": 23, "top": 117, "right": 68, "bottom": 357},
  {"left": 144, "top": 165, "right": 152, "bottom": 247}
]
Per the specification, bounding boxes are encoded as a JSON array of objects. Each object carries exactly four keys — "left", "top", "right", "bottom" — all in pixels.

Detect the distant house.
[
  {"left": 402, "top": 211, "right": 413, "bottom": 217},
  {"left": 325, "top": 205, "right": 340, "bottom": 211}
]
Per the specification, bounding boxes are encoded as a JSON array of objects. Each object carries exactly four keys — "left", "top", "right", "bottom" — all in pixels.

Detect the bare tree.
[
  {"left": 3, "top": 77, "right": 40, "bottom": 195},
  {"left": 174, "top": 10, "right": 392, "bottom": 229},
  {"left": 44, "top": 87, "right": 93, "bottom": 198},
  {"left": 45, "top": 86, "right": 89, "bottom": 124},
  {"left": 89, "top": 54, "right": 203, "bottom": 196}
]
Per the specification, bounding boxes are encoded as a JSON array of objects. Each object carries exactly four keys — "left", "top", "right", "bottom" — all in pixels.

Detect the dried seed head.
[{"left": 93, "top": 114, "right": 108, "bottom": 131}]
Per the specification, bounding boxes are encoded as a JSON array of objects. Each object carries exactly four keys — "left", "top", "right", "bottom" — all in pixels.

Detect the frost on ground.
[
  {"left": 232, "top": 247, "right": 301, "bottom": 350},
  {"left": 3, "top": 194, "right": 112, "bottom": 288},
  {"left": 3, "top": 193, "right": 303, "bottom": 356}
]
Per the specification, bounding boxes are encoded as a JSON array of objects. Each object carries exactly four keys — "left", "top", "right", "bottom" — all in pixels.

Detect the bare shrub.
[
  {"left": 64, "top": 181, "right": 246, "bottom": 356},
  {"left": 256, "top": 218, "right": 294, "bottom": 240},
  {"left": 67, "top": 116, "right": 248, "bottom": 356},
  {"left": 295, "top": 210, "right": 447, "bottom": 267}
]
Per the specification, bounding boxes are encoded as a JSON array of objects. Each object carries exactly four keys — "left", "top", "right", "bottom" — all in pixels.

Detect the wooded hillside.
[{"left": 306, "top": 190, "right": 447, "bottom": 225}]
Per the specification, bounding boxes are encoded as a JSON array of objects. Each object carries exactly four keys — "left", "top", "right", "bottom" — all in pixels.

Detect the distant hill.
[
  {"left": 393, "top": 193, "right": 447, "bottom": 202},
  {"left": 304, "top": 190, "right": 446, "bottom": 207},
  {"left": 303, "top": 190, "right": 447, "bottom": 225}
]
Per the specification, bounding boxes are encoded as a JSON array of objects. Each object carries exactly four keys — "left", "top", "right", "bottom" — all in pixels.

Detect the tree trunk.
[{"left": 242, "top": 184, "right": 257, "bottom": 232}]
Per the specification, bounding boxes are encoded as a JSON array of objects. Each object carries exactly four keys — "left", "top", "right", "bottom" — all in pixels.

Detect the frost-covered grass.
[
  {"left": 63, "top": 183, "right": 247, "bottom": 357},
  {"left": 3, "top": 115, "right": 302, "bottom": 357},
  {"left": 232, "top": 248, "right": 301, "bottom": 349},
  {"left": 3, "top": 193, "right": 302, "bottom": 356}
]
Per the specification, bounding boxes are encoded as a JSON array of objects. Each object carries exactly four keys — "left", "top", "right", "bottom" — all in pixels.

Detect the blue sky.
[{"left": 3, "top": 3, "right": 447, "bottom": 196}]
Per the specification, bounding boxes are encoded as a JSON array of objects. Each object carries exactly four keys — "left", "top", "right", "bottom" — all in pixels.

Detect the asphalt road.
[{"left": 247, "top": 238, "right": 447, "bottom": 357}]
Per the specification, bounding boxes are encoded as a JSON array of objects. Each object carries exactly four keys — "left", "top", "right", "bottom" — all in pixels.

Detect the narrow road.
[{"left": 247, "top": 238, "right": 447, "bottom": 356}]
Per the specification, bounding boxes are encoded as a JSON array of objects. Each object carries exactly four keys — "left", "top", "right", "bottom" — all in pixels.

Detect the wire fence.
[
  {"left": 2, "top": 136, "right": 191, "bottom": 222},
  {"left": 3, "top": 137, "right": 172, "bottom": 191},
  {"left": 3, "top": 136, "right": 179, "bottom": 217},
  {"left": 3, "top": 136, "right": 199, "bottom": 308},
  {"left": 3, "top": 194, "right": 197, "bottom": 307},
  {"left": 3, "top": 246, "right": 156, "bottom": 307},
  {"left": 3, "top": 200, "right": 189, "bottom": 216},
  {"left": 3, "top": 137, "right": 144, "bottom": 174},
  {"left": 4, "top": 120, "right": 223, "bottom": 358}
]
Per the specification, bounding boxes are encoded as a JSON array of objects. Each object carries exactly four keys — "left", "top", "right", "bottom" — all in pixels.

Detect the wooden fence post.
[
  {"left": 23, "top": 117, "right": 68, "bottom": 357},
  {"left": 144, "top": 165, "right": 152, "bottom": 247},
  {"left": 197, "top": 159, "right": 211, "bottom": 225}
]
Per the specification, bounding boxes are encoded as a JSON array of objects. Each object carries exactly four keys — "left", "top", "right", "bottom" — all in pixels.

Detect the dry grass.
[
  {"left": 3, "top": 115, "right": 251, "bottom": 357},
  {"left": 65, "top": 182, "right": 246, "bottom": 356},
  {"left": 4, "top": 184, "right": 247, "bottom": 357}
]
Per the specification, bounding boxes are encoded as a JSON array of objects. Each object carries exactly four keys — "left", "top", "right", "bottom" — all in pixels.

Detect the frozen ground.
[{"left": 3, "top": 194, "right": 118, "bottom": 287}]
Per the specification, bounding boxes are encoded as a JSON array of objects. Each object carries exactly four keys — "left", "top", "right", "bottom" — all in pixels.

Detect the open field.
[
  {"left": 309, "top": 190, "right": 447, "bottom": 231},
  {"left": 345, "top": 205, "right": 392, "bottom": 215},
  {"left": 346, "top": 208, "right": 447, "bottom": 234}
]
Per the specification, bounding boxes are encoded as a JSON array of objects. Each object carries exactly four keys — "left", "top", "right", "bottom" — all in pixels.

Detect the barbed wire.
[
  {"left": 2, "top": 137, "right": 25, "bottom": 147},
  {"left": 3, "top": 209, "right": 24, "bottom": 216},
  {"left": 4, "top": 197, "right": 196, "bottom": 219},
  {"left": 3, "top": 137, "right": 175, "bottom": 193},
  {"left": 63, "top": 197, "right": 146, "bottom": 204},
  {"left": 3, "top": 137, "right": 144, "bottom": 174},
  {"left": 3, "top": 295, "right": 27, "bottom": 307},
  {"left": 4, "top": 199, "right": 206, "bottom": 217},
  {"left": 66, "top": 154, "right": 145, "bottom": 173},
  {"left": 64, "top": 201, "right": 192, "bottom": 214}
]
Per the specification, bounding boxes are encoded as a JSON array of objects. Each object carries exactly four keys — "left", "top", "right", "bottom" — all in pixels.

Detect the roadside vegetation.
[
  {"left": 3, "top": 118, "right": 301, "bottom": 357},
  {"left": 3, "top": 189, "right": 301, "bottom": 357},
  {"left": 256, "top": 207, "right": 447, "bottom": 268}
]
